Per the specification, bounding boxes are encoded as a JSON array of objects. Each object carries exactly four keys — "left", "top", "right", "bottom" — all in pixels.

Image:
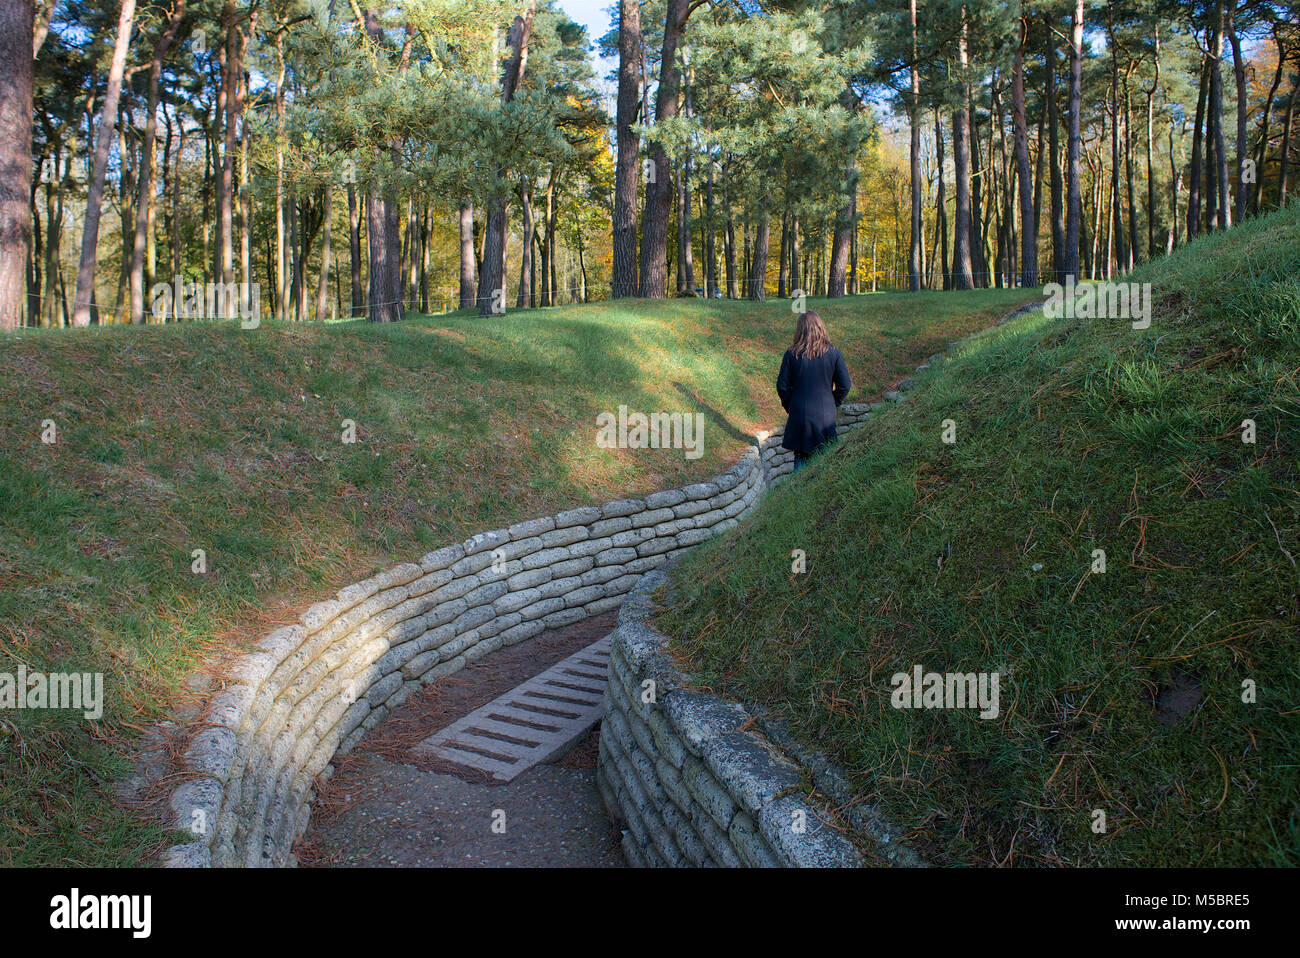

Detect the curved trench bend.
[
  {"left": 295, "top": 612, "right": 626, "bottom": 867},
  {"left": 158, "top": 306, "right": 1036, "bottom": 869}
]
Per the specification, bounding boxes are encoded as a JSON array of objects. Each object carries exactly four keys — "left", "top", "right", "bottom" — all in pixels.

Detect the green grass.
[
  {"left": 659, "top": 203, "right": 1300, "bottom": 867},
  {"left": 0, "top": 286, "right": 1033, "bottom": 866}
]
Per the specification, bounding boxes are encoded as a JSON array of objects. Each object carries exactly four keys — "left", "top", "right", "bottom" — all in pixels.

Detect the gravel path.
[
  {"left": 297, "top": 614, "right": 626, "bottom": 867},
  {"left": 299, "top": 746, "right": 624, "bottom": 867}
]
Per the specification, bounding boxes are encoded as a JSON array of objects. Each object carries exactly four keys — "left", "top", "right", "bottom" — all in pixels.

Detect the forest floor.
[
  {"left": 0, "top": 287, "right": 1034, "bottom": 865},
  {"left": 658, "top": 203, "right": 1300, "bottom": 868}
]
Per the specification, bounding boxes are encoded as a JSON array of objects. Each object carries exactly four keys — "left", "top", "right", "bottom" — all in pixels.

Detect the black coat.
[{"left": 777, "top": 346, "right": 852, "bottom": 453}]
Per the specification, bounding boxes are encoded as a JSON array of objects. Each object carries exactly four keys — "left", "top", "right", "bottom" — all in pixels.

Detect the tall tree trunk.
[
  {"left": 315, "top": 188, "right": 332, "bottom": 320},
  {"left": 829, "top": 199, "right": 853, "bottom": 297},
  {"left": 1226, "top": 5, "right": 1248, "bottom": 222},
  {"left": 547, "top": 176, "right": 559, "bottom": 302},
  {"left": 1206, "top": 79, "right": 1220, "bottom": 231},
  {"left": 743, "top": 220, "right": 754, "bottom": 295},
  {"left": 479, "top": 4, "right": 535, "bottom": 316},
  {"left": 1107, "top": 20, "right": 1128, "bottom": 273},
  {"left": 38, "top": 135, "right": 64, "bottom": 327},
  {"left": 387, "top": 22, "right": 412, "bottom": 317},
  {"left": 637, "top": 0, "right": 689, "bottom": 298},
  {"left": 935, "top": 108, "right": 951, "bottom": 290},
  {"left": 220, "top": 0, "right": 241, "bottom": 290},
  {"left": 213, "top": 51, "right": 225, "bottom": 286},
  {"left": 1063, "top": 0, "right": 1084, "bottom": 281},
  {"left": 536, "top": 219, "right": 549, "bottom": 305},
  {"left": 677, "top": 162, "right": 694, "bottom": 293},
  {"left": 907, "top": 0, "right": 922, "bottom": 291},
  {"left": 130, "top": 2, "right": 185, "bottom": 323},
  {"left": 170, "top": 102, "right": 182, "bottom": 282},
  {"left": 1145, "top": 29, "right": 1160, "bottom": 257},
  {"left": 363, "top": 16, "right": 395, "bottom": 321},
  {"left": 203, "top": 124, "right": 212, "bottom": 288},
  {"left": 1046, "top": 12, "right": 1064, "bottom": 283},
  {"left": 419, "top": 201, "right": 429, "bottom": 311},
  {"left": 517, "top": 178, "right": 533, "bottom": 309},
  {"left": 366, "top": 189, "right": 393, "bottom": 320},
  {"left": 115, "top": 103, "right": 133, "bottom": 318},
  {"left": 850, "top": 191, "right": 859, "bottom": 293},
  {"left": 28, "top": 151, "right": 40, "bottom": 325},
  {"left": 536, "top": 167, "right": 558, "bottom": 305},
  {"left": 1189, "top": 53, "right": 1208, "bottom": 239},
  {"left": 402, "top": 196, "right": 414, "bottom": 309},
  {"left": 1087, "top": 149, "right": 1101, "bottom": 276},
  {"left": 288, "top": 196, "right": 299, "bottom": 319},
  {"left": 1013, "top": 16, "right": 1036, "bottom": 287},
  {"left": 996, "top": 79, "right": 1015, "bottom": 286},
  {"left": 384, "top": 185, "right": 404, "bottom": 316},
  {"left": 1168, "top": 120, "right": 1180, "bottom": 250},
  {"left": 777, "top": 211, "right": 788, "bottom": 298},
  {"left": 1251, "top": 27, "right": 1287, "bottom": 214},
  {"left": 348, "top": 185, "right": 363, "bottom": 315},
  {"left": 1279, "top": 67, "right": 1300, "bottom": 206},
  {"left": 239, "top": 63, "right": 252, "bottom": 297},
  {"left": 703, "top": 162, "right": 717, "bottom": 297},
  {"left": 1145, "top": 86, "right": 1156, "bottom": 255},
  {"left": 275, "top": 35, "right": 288, "bottom": 319},
  {"left": 29, "top": 147, "right": 41, "bottom": 324},
  {"left": 1033, "top": 90, "right": 1044, "bottom": 248},
  {"left": 951, "top": 8, "right": 975, "bottom": 289},
  {"left": 969, "top": 96, "right": 989, "bottom": 286},
  {"left": 529, "top": 231, "right": 539, "bottom": 306},
  {"left": 474, "top": 211, "right": 483, "bottom": 280},
  {"left": 146, "top": 130, "right": 160, "bottom": 313},
  {"left": 458, "top": 200, "right": 475, "bottom": 309},
  {"left": 748, "top": 209, "right": 769, "bottom": 301},
  {"left": 360, "top": 11, "right": 405, "bottom": 322},
  {"left": 951, "top": 119, "right": 974, "bottom": 288},
  {"left": 1104, "top": 103, "right": 1115, "bottom": 276},
  {"left": 1123, "top": 71, "right": 1139, "bottom": 267},
  {"left": 1210, "top": 2, "right": 1229, "bottom": 229},
  {"left": 611, "top": 0, "right": 641, "bottom": 297},
  {"left": 790, "top": 216, "right": 800, "bottom": 292},
  {"left": 724, "top": 205, "right": 737, "bottom": 298},
  {"left": 1, "top": 0, "right": 35, "bottom": 328},
  {"left": 578, "top": 238, "right": 588, "bottom": 302},
  {"left": 71, "top": 0, "right": 137, "bottom": 326}
]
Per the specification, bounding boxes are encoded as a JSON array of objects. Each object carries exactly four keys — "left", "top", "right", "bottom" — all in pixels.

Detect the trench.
[{"left": 295, "top": 612, "right": 626, "bottom": 867}]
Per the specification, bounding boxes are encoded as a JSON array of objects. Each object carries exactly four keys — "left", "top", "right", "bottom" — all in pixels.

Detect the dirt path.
[{"left": 297, "top": 614, "right": 625, "bottom": 867}]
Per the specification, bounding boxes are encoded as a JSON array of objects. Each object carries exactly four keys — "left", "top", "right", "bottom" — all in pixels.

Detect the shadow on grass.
[{"left": 672, "top": 380, "right": 754, "bottom": 445}]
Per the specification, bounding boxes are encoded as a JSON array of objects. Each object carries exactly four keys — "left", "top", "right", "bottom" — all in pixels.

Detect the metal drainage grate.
[{"left": 413, "top": 635, "right": 612, "bottom": 782}]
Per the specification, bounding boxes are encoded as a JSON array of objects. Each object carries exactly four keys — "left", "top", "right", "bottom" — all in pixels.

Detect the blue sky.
[
  {"left": 556, "top": 0, "right": 618, "bottom": 98},
  {"left": 557, "top": 0, "right": 613, "bottom": 45}
]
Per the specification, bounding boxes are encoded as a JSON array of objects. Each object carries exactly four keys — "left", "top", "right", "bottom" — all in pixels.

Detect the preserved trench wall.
[{"left": 161, "top": 401, "right": 880, "bottom": 867}]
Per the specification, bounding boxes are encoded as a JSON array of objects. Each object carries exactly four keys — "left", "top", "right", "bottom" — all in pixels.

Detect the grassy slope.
[
  {"left": 660, "top": 204, "right": 1300, "bottom": 867},
  {"left": 0, "top": 287, "right": 1032, "bottom": 865}
]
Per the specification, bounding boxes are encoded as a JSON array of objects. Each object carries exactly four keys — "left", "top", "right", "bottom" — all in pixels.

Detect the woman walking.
[{"left": 776, "top": 310, "right": 852, "bottom": 472}]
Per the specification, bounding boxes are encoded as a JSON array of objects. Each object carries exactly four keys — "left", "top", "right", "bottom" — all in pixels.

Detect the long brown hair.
[{"left": 790, "top": 310, "right": 831, "bottom": 359}]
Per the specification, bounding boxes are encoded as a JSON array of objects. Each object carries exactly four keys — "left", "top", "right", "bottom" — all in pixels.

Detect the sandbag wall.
[
  {"left": 161, "top": 403, "right": 872, "bottom": 867},
  {"left": 597, "top": 570, "right": 866, "bottom": 868},
  {"left": 758, "top": 400, "right": 873, "bottom": 481}
]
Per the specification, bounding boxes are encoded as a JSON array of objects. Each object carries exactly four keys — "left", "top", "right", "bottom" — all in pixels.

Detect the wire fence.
[{"left": 25, "top": 263, "right": 1080, "bottom": 328}]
